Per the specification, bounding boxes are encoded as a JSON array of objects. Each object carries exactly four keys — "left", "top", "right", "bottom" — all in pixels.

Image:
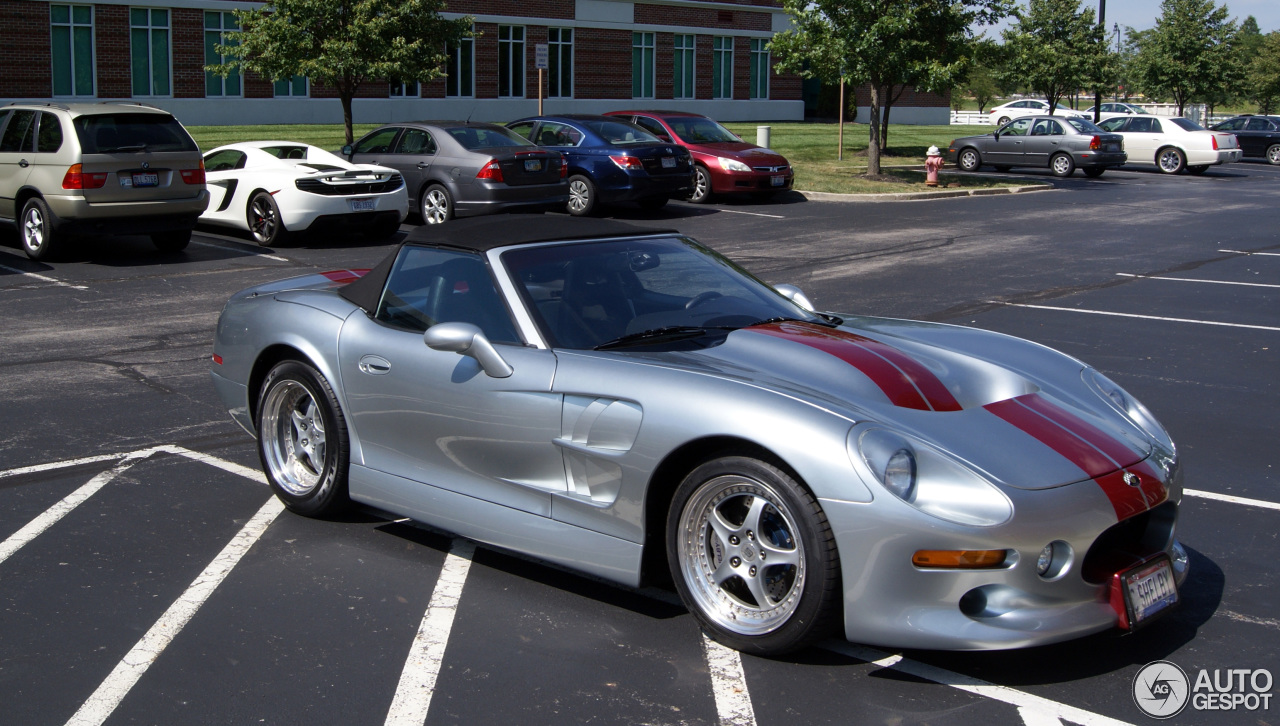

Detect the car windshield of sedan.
[
  {"left": 666, "top": 118, "right": 740, "bottom": 144},
  {"left": 447, "top": 126, "right": 535, "bottom": 149},
  {"left": 583, "top": 120, "right": 662, "bottom": 145},
  {"left": 502, "top": 237, "right": 825, "bottom": 350}
]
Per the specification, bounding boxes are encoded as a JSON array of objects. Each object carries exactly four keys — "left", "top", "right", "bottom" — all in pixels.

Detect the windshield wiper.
[
  {"left": 751, "top": 314, "right": 842, "bottom": 327},
  {"left": 594, "top": 326, "right": 731, "bottom": 350},
  {"left": 107, "top": 143, "right": 147, "bottom": 153}
]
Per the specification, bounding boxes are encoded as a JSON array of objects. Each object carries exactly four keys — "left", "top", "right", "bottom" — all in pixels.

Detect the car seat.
[{"left": 428, "top": 257, "right": 520, "bottom": 343}]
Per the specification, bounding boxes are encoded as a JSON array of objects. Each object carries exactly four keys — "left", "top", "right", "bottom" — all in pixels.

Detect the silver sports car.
[{"left": 211, "top": 217, "right": 1187, "bottom": 655}]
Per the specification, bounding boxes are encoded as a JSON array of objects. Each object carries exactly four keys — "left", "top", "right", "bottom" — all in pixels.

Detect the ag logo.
[{"left": 1134, "top": 660, "right": 1190, "bottom": 718}]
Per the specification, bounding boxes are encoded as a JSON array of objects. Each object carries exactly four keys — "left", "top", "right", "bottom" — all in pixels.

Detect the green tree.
[
  {"left": 1249, "top": 31, "right": 1280, "bottom": 114},
  {"left": 1132, "top": 0, "right": 1238, "bottom": 116},
  {"left": 209, "top": 0, "right": 472, "bottom": 145},
  {"left": 772, "top": 0, "right": 1009, "bottom": 175},
  {"left": 998, "top": 0, "right": 1111, "bottom": 115},
  {"left": 962, "top": 61, "right": 1001, "bottom": 113}
]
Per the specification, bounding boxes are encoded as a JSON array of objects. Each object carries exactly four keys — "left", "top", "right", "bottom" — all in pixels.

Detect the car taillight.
[
  {"left": 476, "top": 159, "right": 504, "bottom": 182},
  {"left": 1089, "top": 136, "right": 1101, "bottom": 151},
  {"left": 560, "top": 153, "right": 568, "bottom": 178},
  {"left": 609, "top": 155, "right": 644, "bottom": 171},
  {"left": 1211, "top": 135, "right": 1219, "bottom": 150},
  {"left": 180, "top": 160, "right": 206, "bottom": 185},
  {"left": 62, "top": 163, "right": 108, "bottom": 190}
]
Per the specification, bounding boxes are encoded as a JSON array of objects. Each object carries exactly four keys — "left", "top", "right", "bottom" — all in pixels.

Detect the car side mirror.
[
  {"left": 341, "top": 144, "right": 353, "bottom": 157},
  {"left": 774, "top": 284, "right": 815, "bottom": 312},
  {"left": 993, "top": 131, "right": 1001, "bottom": 141},
  {"left": 423, "top": 322, "right": 513, "bottom": 378}
]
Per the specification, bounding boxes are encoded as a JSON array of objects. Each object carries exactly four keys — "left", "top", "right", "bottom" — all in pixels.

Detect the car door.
[
  {"left": 384, "top": 127, "right": 437, "bottom": 212},
  {"left": 1243, "top": 117, "right": 1277, "bottom": 158},
  {"left": 348, "top": 126, "right": 402, "bottom": 167},
  {"left": 337, "top": 246, "right": 565, "bottom": 516},
  {"left": 0, "top": 110, "right": 36, "bottom": 220},
  {"left": 1024, "top": 118, "right": 1065, "bottom": 167},
  {"left": 201, "top": 148, "right": 247, "bottom": 222},
  {"left": 1122, "top": 117, "right": 1160, "bottom": 163},
  {"left": 986, "top": 118, "right": 1033, "bottom": 165}
]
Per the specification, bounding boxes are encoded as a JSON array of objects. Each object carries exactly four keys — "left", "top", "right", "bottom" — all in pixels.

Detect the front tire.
[
  {"left": 1050, "top": 153, "right": 1075, "bottom": 178},
  {"left": 567, "top": 174, "right": 598, "bottom": 216},
  {"left": 257, "top": 360, "right": 350, "bottom": 517},
  {"left": 1157, "top": 147, "right": 1186, "bottom": 174},
  {"left": 248, "top": 191, "right": 289, "bottom": 246},
  {"left": 21, "top": 198, "right": 59, "bottom": 260},
  {"left": 667, "top": 455, "right": 840, "bottom": 655},
  {"left": 689, "top": 165, "right": 713, "bottom": 204},
  {"left": 1267, "top": 144, "right": 1280, "bottom": 165},
  {"left": 421, "top": 185, "right": 453, "bottom": 225},
  {"left": 151, "top": 229, "right": 191, "bottom": 252},
  {"left": 957, "top": 147, "right": 982, "bottom": 172}
]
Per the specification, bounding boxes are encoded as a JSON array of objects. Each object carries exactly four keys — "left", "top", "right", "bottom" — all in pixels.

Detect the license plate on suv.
[
  {"left": 1116, "top": 555, "right": 1178, "bottom": 628},
  {"left": 121, "top": 172, "right": 159, "bottom": 188},
  {"left": 350, "top": 198, "right": 376, "bottom": 212}
]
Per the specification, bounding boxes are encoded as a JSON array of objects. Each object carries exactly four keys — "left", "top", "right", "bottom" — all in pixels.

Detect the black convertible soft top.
[{"left": 338, "top": 215, "right": 679, "bottom": 313}]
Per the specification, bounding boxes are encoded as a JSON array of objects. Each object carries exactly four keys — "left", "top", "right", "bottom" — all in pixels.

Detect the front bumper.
[{"left": 710, "top": 170, "right": 794, "bottom": 195}]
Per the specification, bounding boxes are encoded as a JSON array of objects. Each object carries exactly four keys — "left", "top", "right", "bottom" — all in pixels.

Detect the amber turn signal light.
[{"left": 912, "top": 549, "right": 1007, "bottom": 569}]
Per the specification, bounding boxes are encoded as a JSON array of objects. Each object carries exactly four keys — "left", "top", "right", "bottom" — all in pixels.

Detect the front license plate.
[
  {"left": 131, "top": 172, "right": 159, "bottom": 188},
  {"left": 1123, "top": 556, "right": 1178, "bottom": 627},
  {"left": 524, "top": 159, "right": 542, "bottom": 172},
  {"left": 349, "top": 198, "right": 376, "bottom": 212},
  {"left": 771, "top": 175, "right": 786, "bottom": 187},
  {"left": 661, "top": 156, "right": 676, "bottom": 168}
]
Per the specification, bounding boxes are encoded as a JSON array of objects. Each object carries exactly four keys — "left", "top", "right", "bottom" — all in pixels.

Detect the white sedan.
[
  {"left": 1081, "top": 102, "right": 1151, "bottom": 121},
  {"left": 987, "top": 99, "right": 1089, "bottom": 126},
  {"left": 1097, "top": 115, "right": 1242, "bottom": 174},
  {"left": 200, "top": 142, "right": 409, "bottom": 246}
]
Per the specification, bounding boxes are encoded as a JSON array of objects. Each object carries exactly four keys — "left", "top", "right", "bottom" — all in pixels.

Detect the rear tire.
[
  {"left": 421, "top": 185, "right": 453, "bottom": 225},
  {"left": 996, "top": 116, "right": 1011, "bottom": 126},
  {"left": 1185, "top": 165, "right": 1209, "bottom": 175},
  {"left": 1050, "top": 153, "right": 1075, "bottom": 178},
  {"left": 957, "top": 148, "right": 982, "bottom": 172},
  {"left": 1156, "top": 147, "right": 1186, "bottom": 174},
  {"left": 248, "top": 191, "right": 290, "bottom": 246},
  {"left": 257, "top": 360, "right": 350, "bottom": 517},
  {"left": 689, "top": 165, "right": 713, "bottom": 204},
  {"left": 567, "top": 174, "right": 598, "bottom": 216},
  {"left": 151, "top": 229, "right": 191, "bottom": 252},
  {"left": 1083, "top": 167, "right": 1106, "bottom": 178},
  {"left": 1267, "top": 144, "right": 1280, "bottom": 165},
  {"left": 20, "top": 198, "right": 59, "bottom": 261}
]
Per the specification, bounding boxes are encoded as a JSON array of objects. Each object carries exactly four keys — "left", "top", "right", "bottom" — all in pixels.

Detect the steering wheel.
[{"left": 685, "top": 291, "right": 723, "bottom": 310}]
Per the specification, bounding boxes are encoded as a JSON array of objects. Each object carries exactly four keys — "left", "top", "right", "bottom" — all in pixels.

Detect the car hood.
[
  {"left": 642, "top": 320, "right": 1153, "bottom": 491},
  {"left": 689, "top": 142, "right": 788, "bottom": 165}
]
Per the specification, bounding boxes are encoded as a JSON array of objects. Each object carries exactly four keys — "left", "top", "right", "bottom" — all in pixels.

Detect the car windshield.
[
  {"left": 73, "top": 113, "right": 198, "bottom": 153},
  {"left": 1167, "top": 118, "right": 1205, "bottom": 132},
  {"left": 447, "top": 126, "right": 534, "bottom": 149},
  {"left": 582, "top": 120, "right": 662, "bottom": 145},
  {"left": 666, "top": 117, "right": 739, "bottom": 143},
  {"left": 1065, "top": 118, "right": 1103, "bottom": 133},
  {"left": 502, "top": 236, "right": 824, "bottom": 350}
]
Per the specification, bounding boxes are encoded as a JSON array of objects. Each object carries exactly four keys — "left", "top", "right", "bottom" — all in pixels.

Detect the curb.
[{"left": 797, "top": 183, "right": 1055, "bottom": 202}]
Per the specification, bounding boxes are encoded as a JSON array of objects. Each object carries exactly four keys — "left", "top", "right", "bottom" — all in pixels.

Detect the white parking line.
[
  {"left": 190, "top": 238, "right": 290, "bottom": 263},
  {"left": 384, "top": 538, "right": 476, "bottom": 726},
  {"left": 702, "top": 634, "right": 758, "bottom": 726},
  {"left": 1184, "top": 488, "right": 1280, "bottom": 512},
  {"left": 0, "top": 262, "right": 89, "bottom": 290},
  {"left": 714, "top": 208, "right": 786, "bottom": 219},
  {"left": 1116, "top": 273, "right": 1280, "bottom": 289},
  {"left": 823, "top": 642, "right": 1134, "bottom": 726},
  {"left": 989, "top": 301, "right": 1280, "bottom": 332},
  {"left": 0, "top": 451, "right": 133, "bottom": 480},
  {"left": 1221, "top": 249, "right": 1280, "bottom": 258}
]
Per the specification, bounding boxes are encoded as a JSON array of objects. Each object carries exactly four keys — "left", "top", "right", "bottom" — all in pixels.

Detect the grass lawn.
[{"left": 184, "top": 121, "right": 1024, "bottom": 196}]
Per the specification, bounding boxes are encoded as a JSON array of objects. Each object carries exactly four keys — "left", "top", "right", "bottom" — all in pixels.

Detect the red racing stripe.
[
  {"left": 984, "top": 396, "right": 1118, "bottom": 477},
  {"left": 1016, "top": 393, "right": 1143, "bottom": 469},
  {"left": 319, "top": 268, "right": 371, "bottom": 284},
  {"left": 750, "top": 322, "right": 962, "bottom": 412}
]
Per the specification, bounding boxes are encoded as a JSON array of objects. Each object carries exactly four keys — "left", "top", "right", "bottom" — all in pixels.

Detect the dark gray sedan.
[
  {"left": 343, "top": 122, "right": 569, "bottom": 224},
  {"left": 947, "top": 116, "right": 1127, "bottom": 178}
]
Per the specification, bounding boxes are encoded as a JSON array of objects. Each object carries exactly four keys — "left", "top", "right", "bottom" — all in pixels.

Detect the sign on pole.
[{"left": 535, "top": 44, "right": 549, "bottom": 70}]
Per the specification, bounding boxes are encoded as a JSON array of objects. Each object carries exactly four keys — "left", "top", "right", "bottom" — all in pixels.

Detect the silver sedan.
[{"left": 949, "top": 116, "right": 1127, "bottom": 178}]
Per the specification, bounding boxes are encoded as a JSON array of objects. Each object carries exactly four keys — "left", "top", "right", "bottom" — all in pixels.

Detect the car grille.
[
  {"left": 1080, "top": 501, "right": 1177, "bottom": 583},
  {"left": 752, "top": 165, "right": 789, "bottom": 173},
  {"left": 295, "top": 173, "right": 404, "bottom": 196}
]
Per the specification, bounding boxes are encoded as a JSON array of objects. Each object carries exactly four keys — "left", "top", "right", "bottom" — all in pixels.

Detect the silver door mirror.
[
  {"left": 423, "top": 322, "right": 514, "bottom": 378},
  {"left": 773, "top": 284, "right": 815, "bottom": 312}
]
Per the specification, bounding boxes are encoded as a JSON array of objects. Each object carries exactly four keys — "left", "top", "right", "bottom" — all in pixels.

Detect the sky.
[{"left": 979, "top": 0, "right": 1279, "bottom": 38}]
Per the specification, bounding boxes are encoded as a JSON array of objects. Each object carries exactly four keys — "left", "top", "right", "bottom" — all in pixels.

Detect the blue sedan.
[{"left": 507, "top": 115, "right": 694, "bottom": 214}]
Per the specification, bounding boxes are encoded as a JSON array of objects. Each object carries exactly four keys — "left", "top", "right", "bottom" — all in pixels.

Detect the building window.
[
  {"left": 749, "top": 38, "right": 769, "bottom": 99},
  {"left": 204, "top": 11, "right": 239, "bottom": 97},
  {"left": 447, "top": 28, "right": 474, "bottom": 98},
  {"left": 389, "top": 81, "right": 419, "bottom": 97},
  {"left": 632, "top": 32, "right": 655, "bottom": 99},
  {"left": 672, "top": 34, "right": 695, "bottom": 100},
  {"left": 130, "top": 8, "right": 170, "bottom": 96},
  {"left": 498, "top": 25, "right": 525, "bottom": 98},
  {"left": 712, "top": 37, "right": 733, "bottom": 100},
  {"left": 548, "top": 28, "right": 572, "bottom": 98},
  {"left": 51, "top": 5, "right": 94, "bottom": 97},
  {"left": 274, "top": 75, "right": 307, "bottom": 97}
]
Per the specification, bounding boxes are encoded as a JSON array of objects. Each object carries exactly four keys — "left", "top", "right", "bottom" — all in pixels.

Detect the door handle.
[
  {"left": 18, "top": 159, "right": 29, "bottom": 168},
  {"left": 358, "top": 355, "right": 391, "bottom": 375},
  {"left": 416, "top": 162, "right": 430, "bottom": 169}
]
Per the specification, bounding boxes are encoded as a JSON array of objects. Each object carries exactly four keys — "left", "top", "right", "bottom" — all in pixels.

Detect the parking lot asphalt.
[{"left": 1, "top": 160, "right": 1277, "bottom": 725}]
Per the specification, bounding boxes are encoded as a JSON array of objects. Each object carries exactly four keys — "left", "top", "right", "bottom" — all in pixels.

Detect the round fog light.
[{"left": 1035, "top": 540, "right": 1073, "bottom": 580}]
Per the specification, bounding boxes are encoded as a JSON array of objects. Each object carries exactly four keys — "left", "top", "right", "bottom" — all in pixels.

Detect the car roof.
[
  {"left": 338, "top": 217, "right": 680, "bottom": 312},
  {"left": 3, "top": 101, "right": 174, "bottom": 117},
  {"left": 609, "top": 110, "right": 705, "bottom": 118},
  {"left": 516, "top": 114, "right": 622, "bottom": 123}
]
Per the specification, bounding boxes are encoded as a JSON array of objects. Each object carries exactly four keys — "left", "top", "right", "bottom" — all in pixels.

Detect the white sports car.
[
  {"left": 1097, "top": 115, "right": 1242, "bottom": 175},
  {"left": 200, "top": 142, "right": 409, "bottom": 246}
]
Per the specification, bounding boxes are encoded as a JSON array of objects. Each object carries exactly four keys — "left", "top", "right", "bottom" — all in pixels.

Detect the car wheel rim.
[
  {"left": 1159, "top": 150, "right": 1182, "bottom": 173},
  {"left": 23, "top": 207, "right": 44, "bottom": 251},
  {"left": 694, "top": 169, "right": 709, "bottom": 201},
  {"left": 261, "top": 380, "right": 327, "bottom": 496},
  {"left": 568, "top": 180, "right": 589, "bottom": 213},
  {"left": 961, "top": 151, "right": 977, "bottom": 170},
  {"left": 424, "top": 190, "right": 448, "bottom": 224},
  {"left": 251, "top": 197, "right": 277, "bottom": 243},
  {"left": 1053, "top": 156, "right": 1070, "bottom": 174},
  {"left": 1269, "top": 146, "right": 1280, "bottom": 164},
  {"left": 677, "top": 474, "right": 806, "bottom": 636}
]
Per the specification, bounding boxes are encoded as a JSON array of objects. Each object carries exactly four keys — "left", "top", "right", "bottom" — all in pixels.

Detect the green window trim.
[
  {"left": 632, "top": 32, "right": 654, "bottom": 100},
  {"left": 130, "top": 7, "right": 170, "bottom": 97},
  {"left": 51, "top": 4, "right": 94, "bottom": 97},
  {"left": 712, "top": 36, "right": 733, "bottom": 100},
  {"left": 204, "top": 11, "right": 240, "bottom": 98},
  {"left": 673, "top": 34, "right": 695, "bottom": 100}
]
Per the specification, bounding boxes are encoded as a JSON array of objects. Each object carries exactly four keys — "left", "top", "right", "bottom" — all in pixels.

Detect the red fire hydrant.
[{"left": 925, "top": 146, "right": 944, "bottom": 187}]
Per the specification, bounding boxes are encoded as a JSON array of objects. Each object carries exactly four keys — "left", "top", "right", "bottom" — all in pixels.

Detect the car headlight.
[
  {"left": 1082, "top": 368, "right": 1174, "bottom": 452},
  {"left": 718, "top": 157, "right": 752, "bottom": 172},
  {"left": 855, "top": 428, "right": 1012, "bottom": 527}
]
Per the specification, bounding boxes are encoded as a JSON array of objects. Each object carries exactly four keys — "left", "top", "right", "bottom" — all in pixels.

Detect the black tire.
[
  {"left": 256, "top": 360, "right": 350, "bottom": 517},
  {"left": 1185, "top": 165, "right": 1209, "bottom": 176},
  {"left": 1267, "top": 144, "right": 1280, "bottom": 166},
  {"left": 151, "top": 229, "right": 192, "bottom": 252},
  {"left": 1082, "top": 167, "right": 1106, "bottom": 178},
  {"left": 667, "top": 455, "right": 841, "bottom": 656},
  {"left": 638, "top": 196, "right": 668, "bottom": 211},
  {"left": 248, "top": 191, "right": 290, "bottom": 246},
  {"left": 1156, "top": 147, "right": 1186, "bottom": 174},
  {"left": 957, "top": 147, "right": 982, "bottom": 172},
  {"left": 1050, "top": 153, "right": 1076, "bottom": 178},
  {"left": 20, "top": 198, "right": 59, "bottom": 261},
  {"left": 567, "top": 174, "right": 598, "bottom": 216},
  {"left": 993, "top": 165, "right": 1012, "bottom": 172},
  {"left": 420, "top": 184, "right": 453, "bottom": 225},
  {"left": 689, "top": 165, "right": 713, "bottom": 204}
]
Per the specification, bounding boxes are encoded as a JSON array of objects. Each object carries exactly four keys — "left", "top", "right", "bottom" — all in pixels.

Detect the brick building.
[{"left": 0, "top": 0, "right": 949, "bottom": 125}]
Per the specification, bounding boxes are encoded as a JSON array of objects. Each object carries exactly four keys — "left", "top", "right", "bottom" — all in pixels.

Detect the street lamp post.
[
  {"left": 1113, "top": 23, "right": 1120, "bottom": 102},
  {"left": 1094, "top": 0, "right": 1105, "bottom": 124}
]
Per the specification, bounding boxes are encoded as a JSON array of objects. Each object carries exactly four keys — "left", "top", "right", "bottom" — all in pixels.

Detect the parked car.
[
  {"left": 505, "top": 115, "right": 694, "bottom": 215},
  {"left": 604, "top": 110, "right": 792, "bottom": 203},
  {"left": 948, "top": 116, "right": 1126, "bottom": 177},
  {"left": 212, "top": 215, "right": 1187, "bottom": 656},
  {"left": 1081, "top": 102, "right": 1151, "bottom": 122},
  {"left": 343, "top": 122, "right": 567, "bottom": 225},
  {"left": 1098, "top": 115, "right": 1242, "bottom": 174},
  {"left": 0, "top": 101, "right": 208, "bottom": 260},
  {"left": 199, "top": 142, "right": 407, "bottom": 246},
  {"left": 987, "top": 99, "right": 1090, "bottom": 126},
  {"left": 1210, "top": 115, "right": 1280, "bottom": 165}
]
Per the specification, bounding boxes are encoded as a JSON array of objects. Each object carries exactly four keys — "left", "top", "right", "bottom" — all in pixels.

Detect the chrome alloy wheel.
[
  {"left": 691, "top": 166, "right": 710, "bottom": 203},
  {"left": 250, "top": 195, "right": 279, "bottom": 243},
  {"left": 677, "top": 474, "right": 806, "bottom": 636},
  {"left": 567, "top": 178, "right": 590, "bottom": 214},
  {"left": 1157, "top": 148, "right": 1185, "bottom": 174},
  {"left": 422, "top": 188, "right": 450, "bottom": 224},
  {"left": 22, "top": 205, "right": 46, "bottom": 254},
  {"left": 260, "top": 380, "right": 328, "bottom": 496}
]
